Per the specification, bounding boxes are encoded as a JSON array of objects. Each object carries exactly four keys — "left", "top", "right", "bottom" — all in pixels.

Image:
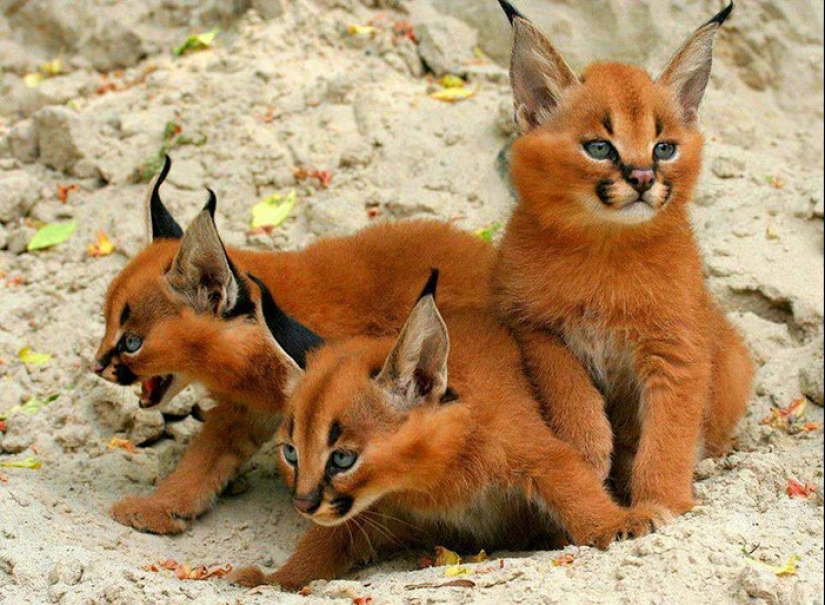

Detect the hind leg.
[{"left": 703, "top": 313, "right": 754, "bottom": 458}]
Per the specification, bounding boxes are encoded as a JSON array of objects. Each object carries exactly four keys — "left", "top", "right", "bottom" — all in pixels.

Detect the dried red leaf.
[
  {"left": 57, "top": 184, "right": 79, "bottom": 203},
  {"left": 552, "top": 554, "right": 575, "bottom": 567},
  {"left": 761, "top": 398, "right": 814, "bottom": 434},
  {"left": 298, "top": 586, "right": 313, "bottom": 596},
  {"left": 392, "top": 21, "right": 417, "bottom": 43},
  {"left": 0, "top": 472, "right": 8, "bottom": 484},
  {"left": 294, "top": 168, "right": 333, "bottom": 189},
  {"left": 144, "top": 559, "right": 232, "bottom": 581},
  {"left": 786, "top": 478, "right": 816, "bottom": 499},
  {"left": 353, "top": 598, "right": 373, "bottom": 605},
  {"left": 0, "top": 420, "right": 7, "bottom": 433}
]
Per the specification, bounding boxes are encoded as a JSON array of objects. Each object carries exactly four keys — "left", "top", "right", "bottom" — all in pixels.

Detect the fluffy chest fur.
[
  {"left": 390, "top": 486, "right": 554, "bottom": 552},
  {"left": 562, "top": 315, "right": 641, "bottom": 405}
]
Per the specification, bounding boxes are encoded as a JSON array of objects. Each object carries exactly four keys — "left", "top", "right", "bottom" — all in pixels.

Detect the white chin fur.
[{"left": 610, "top": 201, "right": 658, "bottom": 225}]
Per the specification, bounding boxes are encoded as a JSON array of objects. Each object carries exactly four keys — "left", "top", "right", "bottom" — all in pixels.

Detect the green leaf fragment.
[
  {"left": 251, "top": 190, "right": 297, "bottom": 229},
  {"left": 0, "top": 456, "right": 42, "bottom": 470},
  {"left": 27, "top": 221, "right": 77, "bottom": 251},
  {"left": 0, "top": 395, "right": 59, "bottom": 421},
  {"left": 475, "top": 222, "right": 503, "bottom": 243},
  {"left": 18, "top": 346, "right": 52, "bottom": 366},
  {"left": 174, "top": 30, "right": 219, "bottom": 56}
]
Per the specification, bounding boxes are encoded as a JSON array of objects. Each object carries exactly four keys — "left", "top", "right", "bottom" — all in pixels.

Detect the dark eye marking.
[
  {"left": 120, "top": 304, "right": 131, "bottom": 325},
  {"left": 328, "top": 421, "right": 343, "bottom": 447},
  {"left": 602, "top": 115, "right": 614, "bottom": 136},
  {"left": 286, "top": 417, "right": 295, "bottom": 439},
  {"left": 655, "top": 117, "right": 665, "bottom": 138}
]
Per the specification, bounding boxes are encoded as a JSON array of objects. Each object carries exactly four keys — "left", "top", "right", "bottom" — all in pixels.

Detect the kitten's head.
[
  {"left": 275, "top": 271, "right": 458, "bottom": 526},
  {"left": 94, "top": 157, "right": 263, "bottom": 407},
  {"left": 501, "top": 1, "right": 733, "bottom": 229}
]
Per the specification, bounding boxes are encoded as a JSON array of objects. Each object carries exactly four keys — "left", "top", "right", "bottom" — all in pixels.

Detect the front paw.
[
  {"left": 580, "top": 505, "right": 671, "bottom": 550},
  {"left": 111, "top": 496, "right": 196, "bottom": 534},
  {"left": 230, "top": 567, "right": 303, "bottom": 592},
  {"left": 230, "top": 566, "right": 268, "bottom": 588}
]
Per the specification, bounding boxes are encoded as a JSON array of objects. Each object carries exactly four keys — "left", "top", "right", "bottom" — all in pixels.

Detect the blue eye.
[
  {"left": 654, "top": 142, "right": 677, "bottom": 160},
  {"left": 584, "top": 141, "right": 616, "bottom": 161},
  {"left": 283, "top": 444, "right": 298, "bottom": 466},
  {"left": 330, "top": 450, "right": 358, "bottom": 471},
  {"left": 121, "top": 334, "right": 143, "bottom": 354}
]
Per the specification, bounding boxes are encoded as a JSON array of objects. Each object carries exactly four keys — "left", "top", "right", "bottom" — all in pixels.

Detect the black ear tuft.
[
  {"left": 498, "top": 0, "right": 526, "bottom": 25},
  {"left": 417, "top": 268, "right": 440, "bottom": 302},
  {"left": 248, "top": 274, "right": 324, "bottom": 370},
  {"left": 204, "top": 188, "right": 217, "bottom": 219},
  {"left": 151, "top": 155, "right": 184, "bottom": 240},
  {"left": 707, "top": 1, "right": 734, "bottom": 27}
]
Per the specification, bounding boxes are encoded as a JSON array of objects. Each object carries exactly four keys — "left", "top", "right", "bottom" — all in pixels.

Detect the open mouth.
[{"left": 139, "top": 375, "right": 175, "bottom": 408}]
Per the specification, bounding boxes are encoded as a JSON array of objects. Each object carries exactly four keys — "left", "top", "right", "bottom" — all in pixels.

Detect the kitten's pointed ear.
[
  {"left": 146, "top": 155, "right": 184, "bottom": 242},
  {"left": 248, "top": 274, "right": 323, "bottom": 397},
  {"left": 377, "top": 270, "right": 449, "bottom": 409},
  {"left": 165, "top": 192, "right": 252, "bottom": 317},
  {"left": 657, "top": 2, "right": 734, "bottom": 124},
  {"left": 502, "top": 2, "right": 580, "bottom": 133}
]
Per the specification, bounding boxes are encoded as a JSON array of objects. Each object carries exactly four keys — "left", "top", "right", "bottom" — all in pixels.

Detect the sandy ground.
[{"left": 0, "top": 1, "right": 823, "bottom": 604}]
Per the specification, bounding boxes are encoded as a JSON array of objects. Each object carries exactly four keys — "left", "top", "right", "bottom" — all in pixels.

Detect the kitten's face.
[
  {"left": 277, "top": 340, "right": 410, "bottom": 526},
  {"left": 512, "top": 63, "right": 703, "bottom": 229}
]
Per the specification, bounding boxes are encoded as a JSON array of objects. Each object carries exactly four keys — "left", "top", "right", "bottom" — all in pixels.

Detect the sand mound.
[{"left": 0, "top": 1, "right": 822, "bottom": 603}]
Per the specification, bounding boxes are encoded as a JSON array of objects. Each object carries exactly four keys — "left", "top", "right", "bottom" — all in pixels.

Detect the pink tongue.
[{"left": 141, "top": 377, "right": 161, "bottom": 402}]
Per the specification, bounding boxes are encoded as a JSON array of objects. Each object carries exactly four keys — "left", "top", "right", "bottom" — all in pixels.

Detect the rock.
[
  {"left": 199, "top": 0, "right": 252, "bottom": 23},
  {"left": 0, "top": 224, "right": 7, "bottom": 250},
  {"left": 166, "top": 159, "right": 205, "bottom": 191},
  {"left": 48, "top": 559, "right": 85, "bottom": 586},
  {"left": 82, "top": 21, "right": 147, "bottom": 72},
  {"left": 711, "top": 156, "right": 746, "bottom": 179},
  {"left": 739, "top": 564, "right": 780, "bottom": 605},
  {"left": 5, "top": 225, "right": 36, "bottom": 255},
  {"left": 304, "top": 197, "right": 369, "bottom": 238},
  {"left": 800, "top": 337, "right": 824, "bottom": 407},
  {"left": 166, "top": 416, "right": 203, "bottom": 444},
  {"left": 415, "top": 18, "right": 478, "bottom": 77},
  {"left": 127, "top": 409, "right": 166, "bottom": 446},
  {"left": 34, "top": 107, "right": 103, "bottom": 176},
  {"left": 251, "top": 0, "right": 284, "bottom": 19},
  {"left": 0, "top": 170, "right": 40, "bottom": 224},
  {"left": 0, "top": 413, "right": 35, "bottom": 454},
  {"left": 8, "top": 120, "right": 39, "bottom": 164},
  {"left": 55, "top": 424, "right": 92, "bottom": 452}
]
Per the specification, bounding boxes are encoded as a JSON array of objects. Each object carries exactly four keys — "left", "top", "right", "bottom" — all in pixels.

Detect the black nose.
[{"left": 293, "top": 491, "right": 322, "bottom": 514}]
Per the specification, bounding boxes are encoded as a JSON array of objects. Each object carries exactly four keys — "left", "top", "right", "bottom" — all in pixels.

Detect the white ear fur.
[
  {"left": 657, "top": 3, "right": 734, "bottom": 124},
  {"left": 376, "top": 295, "right": 450, "bottom": 409},
  {"left": 509, "top": 16, "right": 580, "bottom": 133},
  {"left": 164, "top": 209, "right": 240, "bottom": 316}
]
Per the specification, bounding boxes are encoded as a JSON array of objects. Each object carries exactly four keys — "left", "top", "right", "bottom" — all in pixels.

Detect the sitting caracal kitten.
[
  {"left": 232, "top": 272, "right": 667, "bottom": 591},
  {"left": 94, "top": 157, "right": 496, "bottom": 534},
  {"left": 493, "top": 1, "right": 754, "bottom": 514}
]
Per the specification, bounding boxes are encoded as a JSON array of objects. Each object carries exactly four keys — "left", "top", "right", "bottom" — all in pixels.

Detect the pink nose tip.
[
  {"left": 293, "top": 495, "right": 321, "bottom": 514},
  {"left": 628, "top": 169, "right": 656, "bottom": 193},
  {"left": 93, "top": 363, "right": 105, "bottom": 375}
]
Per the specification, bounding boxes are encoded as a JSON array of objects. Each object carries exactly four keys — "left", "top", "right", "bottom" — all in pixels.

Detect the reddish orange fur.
[
  {"left": 494, "top": 61, "right": 754, "bottom": 513},
  {"left": 233, "top": 306, "right": 668, "bottom": 591},
  {"left": 97, "top": 220, "right": 495, "bottom": 533}
]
